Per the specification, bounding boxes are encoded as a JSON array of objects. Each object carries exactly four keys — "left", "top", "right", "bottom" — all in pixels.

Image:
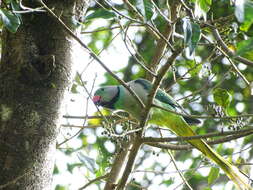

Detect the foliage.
[
  {"left": 0, "top": 0, "right": 21, "bottom": 33},
  {"left": 54, "top": 0, "right": 253, "bottom": 190}
]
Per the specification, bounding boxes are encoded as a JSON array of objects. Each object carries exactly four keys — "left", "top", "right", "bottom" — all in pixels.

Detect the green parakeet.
[{"left": 93, "top": 78, "right": 251, "bottom": 190}]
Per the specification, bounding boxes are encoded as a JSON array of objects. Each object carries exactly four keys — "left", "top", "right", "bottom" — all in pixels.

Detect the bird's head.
[{"left": 92, "top": 86, "right": 120, "bottom": 109}]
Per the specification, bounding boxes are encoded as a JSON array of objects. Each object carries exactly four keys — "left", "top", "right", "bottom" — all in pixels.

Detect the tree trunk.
[{"left": 0, "top": 1, "right": 89, "bottom": 189}]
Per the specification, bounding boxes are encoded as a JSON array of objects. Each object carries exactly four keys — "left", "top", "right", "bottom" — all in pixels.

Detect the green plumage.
[{"left": 93, "top": 78, "right": 251, "bottom": 190}]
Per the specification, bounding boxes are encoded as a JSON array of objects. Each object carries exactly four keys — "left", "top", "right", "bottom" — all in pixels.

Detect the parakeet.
[{"left": 92, "top": 78, "right": 251, "bottom": 190}]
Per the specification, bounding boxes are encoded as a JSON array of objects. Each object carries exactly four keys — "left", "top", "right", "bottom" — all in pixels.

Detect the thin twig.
[
  {"left": 157, "top": 127, "right": 193, "bottom": 190},
  {"left": 208, "top": 30, "right": 250, "bottom": 86},
  {"left": 81, "top": 24, "right": 143, "bottom": 34},
  {"left": 148, "top": 1, "right": 179, "bottom": 76},
  {"left": 19, "top": 0, "right": 45, "bottom": 12},
  {"left": 116, "top": 139, "right": 142, "bottom": 190},
  {"left": 145, "top": 129, "right": 253, "bottom": 150},
  {"left": 104, "top": 140, "right": 139, "bottom": 190},
  {"left": 122, "top": 0, "right": 144, "bottom": 21},
  {"left": 13, "top": 9, "right": 46, "bottom": 13},
  {"left": 179, "top": 0, "right": 195, "bottom": 18},
  {"left": 175, "top": 73, "right": 215, "bottom": 102},
  {"left": 140, "top": 49, "right": 183, "bottom": 137},
  {"left": 57, "top": 73, "right": 97, "bottom": 147},
  {"left": 167, "top": 149, "right": 193, "bottom": 190},
  {"left": 119, "top": 21, "right": 157, "bottom": 77},
  {"left": 152, "top": 103, "right": 253, "bottom": 119},
  {"left": 110, "top": 128, "right": 142, "bottom": 138},
  {"left": 39, "top": 0, "right": 146, "bottom": 109},
  {"left": 102, "top": 0, "right": 174, "bottom": 51},
  {"left": 63, "top": 115, "right": 101, "bottom": 119},
  {"left": 133, "top": 162, "right": 206, "bottom": 175},
  {"left": 78, "top": 174, "right": 109, "bottom": 190},
  {"left": 151, "top": 0, "right": 172, "bottom": 24},
  {"left": 143, "top": 126, "right": 253, "bottom": 143},
  {"left": 212, "top": 28, "right": 253, "bottom": 67},
  {"left": 61, "top": 124, "right": 100, "bottom": 129},
  {"left": 223, "top": 49, "right": 250, "bottom": 86},
  {"left": 80, "top": 29, "right": 122, "bottom": 75}
]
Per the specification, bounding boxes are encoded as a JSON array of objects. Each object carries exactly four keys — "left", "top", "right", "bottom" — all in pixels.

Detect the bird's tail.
[
  {"left": 152, "top": 107, "right": 252, "bottom": 189},
  {"left": 189, "top": 138, "right": 252, "bottom": 190}
]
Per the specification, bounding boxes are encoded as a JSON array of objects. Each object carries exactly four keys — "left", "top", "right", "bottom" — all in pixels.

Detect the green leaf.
[
  {"left": 143, "top": 0, "right": 154, "bottom": 21},
  {"left": 67, "top": 163, "right": 83, "bottom": 173},
  {"left": 53, "top": 164, "right": 59, "bottom": 174},
  {"left": 55, "top": 185, "right": 69, "bottom": 190},
  {"left": 240, "top": 49, "right": 253, "bottom": 61},
  {"left": 11, "top": 0, "right": 21, "bottom": 21},
  {"left": 74, "top": 73, "right": 82, "bottom": 85},
  {"left": 183, "top": 18, "right": 201, "bottom": 54},
  {"left": 71, "top": 84, "right": 78, "bottom": 94},
  {"left": 85, "top": 9, "right": 117, "bottom": 20},
  {"left": 235, "top": 0, "right": 253, "bottom": 31},
  {"left": 136, "top": 0, "right": 154, "bottom": 21},
  {"left": 236, "top": 37, "right": 253, "bottom": 56},
  {"left": 186, "top": 60, "right": 202, "bottom": 76},
  {"left": 0, "top": 8, "right": 20, "bottom": 33},
  {"left": 199, "top": 0, "right": 212, "bottom": 12},
  {"left": 213, "top": 88, "right": 232, "bottom": 109},
  {"left": 50, "top": 83, "right": 57, "bottom": 89},
  {"left": 235, "top": 0, "right": 245, "bottom": 22},
  {"left": 190, "top": 23, "right": 201, "bottom": 54},
  {"left": 77, "top": 152, "right": 98, "bottom": 173},
  {"left": 203, "top": 187, "right": 212, "bottom": 190},
  {"left": 11, "top": 0, "right": 20, "bottom": 10},
  {"left": 208, "top": 167, "right": 220, "bottom": 185},
  {"left": 183, "top": 18, "right": 192, "bottom": 46},
  {"left": 88, "top": 109, "right": 109, "bottom": 125},
  {"left": 194, "top": 0, "right": 212, "bottom": 18},
  {"left": 163, "top": 178, "right": 173, "bottom": 186}
]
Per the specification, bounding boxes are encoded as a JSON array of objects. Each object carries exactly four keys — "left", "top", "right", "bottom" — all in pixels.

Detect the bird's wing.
[
  {"left": 133, "top": 78, "right": 178, "bottom": 109},
  {"left": 156, "top": 89, "right": 178, "bottom": 109},
  {"left": 133, "top": 79, "right": 200, "bottom": 124}
]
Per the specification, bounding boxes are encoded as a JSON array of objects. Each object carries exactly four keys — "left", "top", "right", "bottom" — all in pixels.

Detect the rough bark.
[{"left": 0, "top": 0, "right": 89, "bottom": 189}]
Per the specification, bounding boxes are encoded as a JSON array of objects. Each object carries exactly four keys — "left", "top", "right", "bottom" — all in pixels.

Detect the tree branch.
[
  {"left": 103, "top": 138, "right": 141, "bottom": 190},
  {"left": 143, "top": 126, "right": 253, "bottom": 143},
  {"left": 152, "top": 103, "right": 253, "bottom": 119},
  {"left": 145, "top": 128, "right": 253, "bottom": 150},
  {"left": 116, "top": 138, "right": 142, "bottom": 190},
  {"left": 78, "top": 174, "right": 109, "bottom": 190},
  {"left": 148, "top": 0, "right": 180, "bottom": 77},
  {"left": 39, "top": 0, "right": 145, "bottom": 109},
  {"left": 212, "top": 28, "right": 253, "bottom": 67},
  {"left": 63, "top": 112, "right": 253, "bottom": 120}
]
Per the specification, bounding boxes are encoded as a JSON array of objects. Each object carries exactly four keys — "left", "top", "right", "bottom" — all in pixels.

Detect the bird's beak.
[{"left": 92, "top": 95, "right": 101, "bottom": 105}]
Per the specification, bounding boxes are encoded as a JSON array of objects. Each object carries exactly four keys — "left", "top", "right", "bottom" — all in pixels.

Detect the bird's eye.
[{"left": 101, "top": 88, "right": 104, "bottom": 91}]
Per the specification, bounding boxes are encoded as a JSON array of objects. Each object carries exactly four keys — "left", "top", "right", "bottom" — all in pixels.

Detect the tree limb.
[
  {"left": 145, "top": 129, "right": 253, "bottom": 150},
  {"left": 212, "top": 28, "right": 253, "bottom": 67}
]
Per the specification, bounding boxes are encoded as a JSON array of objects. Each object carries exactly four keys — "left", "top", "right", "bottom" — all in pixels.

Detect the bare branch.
[
  {"left": 118, "top": 22, "right": 157, "bottom": 77},
  {"left": 78, "top": 174, "right": 109, "bottom": 190},
  {"left": 152, "top": 103, "right": 253, "bottom": 120},
  {"left": 61, "top": 124, "right": 100, "bottom": 129},
  {"left": 145, "top": 128, "right": 253, "bottom": 150},
  {"left": 149, "top": 1, "right": 180, "bottom": 75},
  {"left": 116, "top": 139, "right": 142, "bottom": 190},
  {"left": 39, "top": 0, "right": 146, "bottom": 109},
  {"left": 208, "top": 31, "right": 250, "bottom": 86},
  {"left": 157, "top": 128, "right": 193, "bottom": 190},
  {"left": 103, "top": 138, "right": 141, "bottom": 190},
  {"left": 143, "top": 126, "right": 253, "bottom": 143},
  {"left": 212, "top": 28, "right": 253, "bottom": 67}
]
